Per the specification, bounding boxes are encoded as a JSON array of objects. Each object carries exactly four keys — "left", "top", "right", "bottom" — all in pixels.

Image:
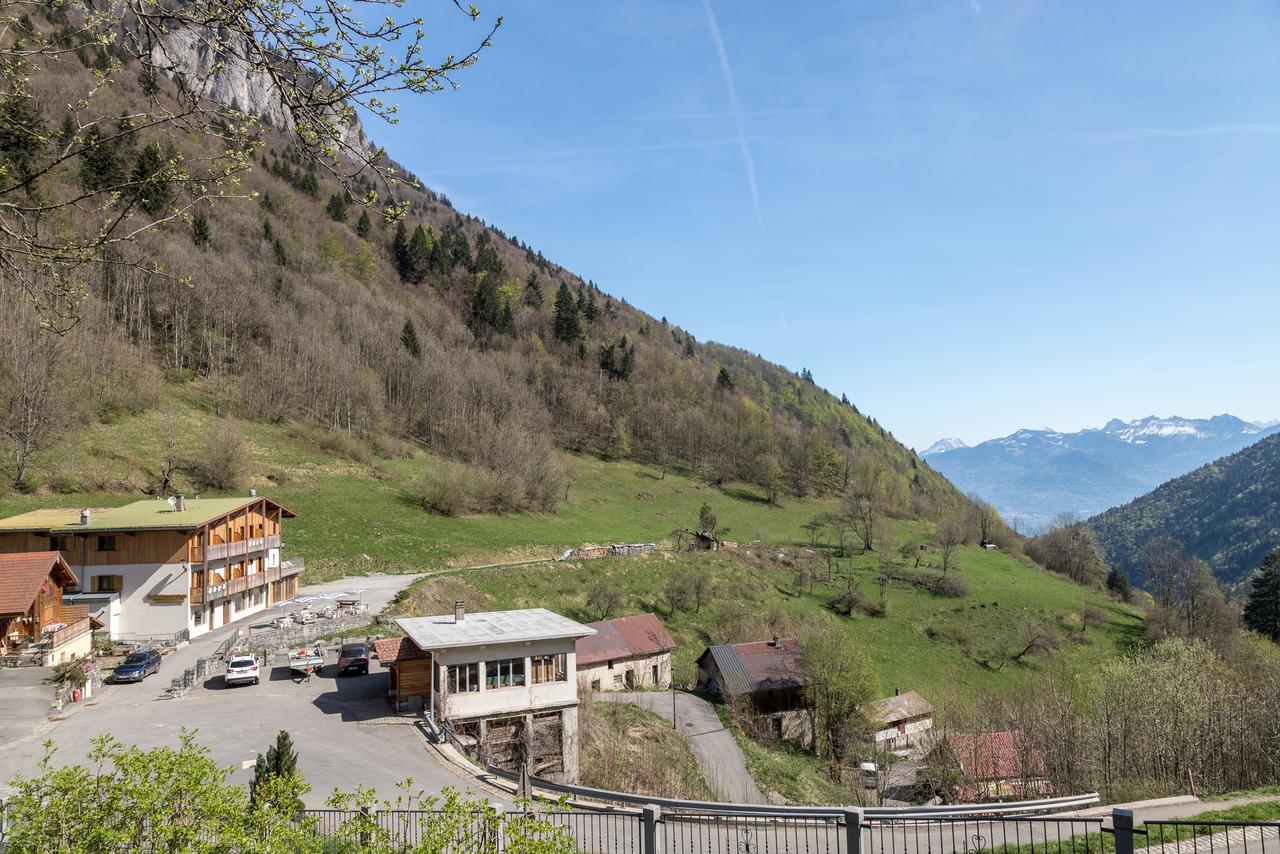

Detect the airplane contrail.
[{"left": 700, "top": 0, "right": 764, "bottom": 232}]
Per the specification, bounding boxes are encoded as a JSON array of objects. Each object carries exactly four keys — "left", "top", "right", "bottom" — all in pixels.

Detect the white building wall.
[
  {"left": 435, "top": 638, "right": 581, "bottom": 721},
  {"left": 577, "top": 652, "right": 671, "bottom": 692},
  {"left": 74, "top": 562, "right": 190, "bottom": 638}
]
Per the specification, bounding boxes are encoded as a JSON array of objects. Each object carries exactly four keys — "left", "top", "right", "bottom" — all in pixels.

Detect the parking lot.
[{"left": 0, "top": 573, "right": 483, "bottom": 805}]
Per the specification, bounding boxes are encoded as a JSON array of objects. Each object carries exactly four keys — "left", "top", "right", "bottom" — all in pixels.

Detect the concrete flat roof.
[{"left": 396, "top": 608, "right": 595, "bottom": 651}]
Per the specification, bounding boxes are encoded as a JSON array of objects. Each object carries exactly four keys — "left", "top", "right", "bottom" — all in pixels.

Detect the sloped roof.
[
  {"left": 373, "top": 636, "right": 429, "bottom": 665},
  {"left": 0, "top": 552, "right": 77, "bottom": 615},
  {"left": 577, "top": 613, "right": 676, "bottom": 666},
  {"left": 396, "top": 608, "right": 595, "bottom": 651},
  {"left": 946, "top": 731, "right": 1046, "bottom": 781},
  {"left": 865, "top": 690, "right": 934, "bottom": 726},
  {"left": 699, "top": 638, "right": 805, "bottom": 695},
  {"left": 0, "top": 497, "right": 296, "bottom": 534}
]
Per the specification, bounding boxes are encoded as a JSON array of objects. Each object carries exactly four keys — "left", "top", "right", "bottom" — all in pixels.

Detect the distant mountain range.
[
  {"left": 922, "top": 415, "right": 1280, "bottom": 530},
  {"left": 1090, "top": 432, "right": 1280, "bottom": 586}
]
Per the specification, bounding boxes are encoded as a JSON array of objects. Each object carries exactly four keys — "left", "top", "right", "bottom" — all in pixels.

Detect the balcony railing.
[
  {"left": 198, "top": 534, "right": 282, "bottom": 563},
  {"left": 190, "top": 559, "right": 303, "bottom": 605},
  {"left": 48, "top": 616, "right": 91, "bottom": 648}
]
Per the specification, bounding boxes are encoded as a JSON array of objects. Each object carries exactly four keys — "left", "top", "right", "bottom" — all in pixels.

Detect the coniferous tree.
[
  {"left": 131, "top": 142, "right": 176, "bottom": 216},
  {"left": 406, "top": 224, "right": 433, "bottom": 284},
  {"left": 468, "top": 273, "right": 507, "bottom": 340},
  {"left": 191, "top": 212, "right": 210, "bottom": 248},
  {"left": 400, "top": 318, "right": 421, "bottom": 359},
  {"left": 249, "top": 730, "right": 302, "bottom": 811},
  {"left": 355, "top": 209, "right": 371, "bottom": 238},
  {"left": 1243, "top": 551, "right": 1280, "bottom": 641},
  {"left": 522, "top": 272, "right": 543, "bottom": 308},
  {"left": 1105, "top": 567, "right": 1132, "bottom": 602},
  {"left": 553, "top": 282, "right": 581, "bottom": 344},
  {"left": 716, "top": 366, "right": 735, "bottom": 391},
  {"left": 78, "top": 126, "right": 124, "bottom": 192},
  {"left": 0, "top": 91, "right": 46, "bottom": 187},
  {"left": 325, "top": 192, "right": 347, "bottom": 222},
  {"left": 392, "top": 221, "right": 410, "bottom": 281}
]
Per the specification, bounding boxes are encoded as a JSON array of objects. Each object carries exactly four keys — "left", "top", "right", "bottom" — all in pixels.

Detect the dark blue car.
[{"left": 112, "top": 650, "right": 161, "bottom": 683}]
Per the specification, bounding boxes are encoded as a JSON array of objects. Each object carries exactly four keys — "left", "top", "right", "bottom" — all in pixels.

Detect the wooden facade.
[
  {"left": 0, "top": 553, "right": 90, "bottom": 657},
  {"left": 0, "top": 498, "right": 298, "bottom": 638}
]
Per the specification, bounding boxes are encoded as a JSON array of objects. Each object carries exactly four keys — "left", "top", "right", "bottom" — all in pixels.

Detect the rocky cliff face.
[{"left": 146, "top": 24, "right": 373, "bottom": 157}]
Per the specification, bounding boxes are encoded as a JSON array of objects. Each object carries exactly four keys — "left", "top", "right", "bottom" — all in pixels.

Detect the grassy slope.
[
  {"left": 1, "top": 392, "right": 1143, "bottom": 705},
  {"left": 1, "top": 393, "right": 1145, "bottom": 804}
]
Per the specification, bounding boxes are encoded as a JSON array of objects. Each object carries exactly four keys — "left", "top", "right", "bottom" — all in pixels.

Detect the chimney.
[
  {"left": 250, "top": 488, "right": 257, "bottom": 497},
  {"left": 80, "top": 508, "right": 91, "bottom": 526},
  {"left": 895, "top": 686, "right": 900, "bottom": 696},
  {"left": 175, "top": 494, "right": 186, "bottom": 512},
  {"left": 770, "top": 635, "right": 779, "bottom": 648},
  {"left": 454, "top": 601, "right": 466, "bottom": 623}
]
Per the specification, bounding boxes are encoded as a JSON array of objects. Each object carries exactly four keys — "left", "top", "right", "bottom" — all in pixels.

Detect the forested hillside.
[
  {"left": 1090, "top": 433, "right": 1280, "bottom": 586},
  {"left": 0, "top": 4, "right": 959, "bottom": 524}
]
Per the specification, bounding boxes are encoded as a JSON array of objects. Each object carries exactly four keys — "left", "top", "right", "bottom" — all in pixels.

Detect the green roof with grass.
[{"left": 0, "top": 497, "right": 294, "bottom": 533}]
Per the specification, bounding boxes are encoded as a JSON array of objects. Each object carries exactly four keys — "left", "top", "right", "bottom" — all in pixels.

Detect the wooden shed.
[{"left": 373, "top": 636, "right": 431, "bottom": 711}]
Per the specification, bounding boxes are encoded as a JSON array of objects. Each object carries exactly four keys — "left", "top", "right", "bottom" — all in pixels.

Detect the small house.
[
  {"left": 378, "top": 603, "right": 596, "bottom": 783},
  {"left": 576, "top": 613, "right": 676, "bottom": 691},
  {"left": 864, "top": 690, "right": 934, "bottom": 754},
  {"left": 0, "top": 552, "right": 93, "bottom": 664},
  {"left": 696, "top": 637, "right": 809, "bottom": 744}
]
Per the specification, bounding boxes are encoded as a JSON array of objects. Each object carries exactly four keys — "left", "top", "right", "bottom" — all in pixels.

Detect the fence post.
[
  {"left": 490, "top": 800, "right": 505, "bottom": 853},
  {"left": 359, "top": 805, "right": 374, "bottom": 848},
  {"left": 642, "top": 803, "right": 661, "bottom": 854},
  {"left": 1113, "top": 809, "right": 1135, "bottom": 854},
  {"left": 844, "top": 807, "right": 864, "bottom": 854}
]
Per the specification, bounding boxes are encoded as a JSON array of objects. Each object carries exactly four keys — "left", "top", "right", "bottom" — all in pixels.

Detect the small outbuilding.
[
  {"left": 864, "top": 690, "right": 934, "bottom": 754},
  {"left": 576, "top": 612, "right": 676, "bottom": 691},
  {"left": 696, "top": 637, "right": 810, "bottom": 744},
  {"left": 373, "top": 636, "right": 432, "bottom": 712}
]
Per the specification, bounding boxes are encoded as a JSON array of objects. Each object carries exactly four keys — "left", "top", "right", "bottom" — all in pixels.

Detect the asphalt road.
[
  {"left": 596, "top": 690, "right": 765, "bottom": 804},
  {"left": 0, "top": 572, "right": 481, "bottom": 806}
]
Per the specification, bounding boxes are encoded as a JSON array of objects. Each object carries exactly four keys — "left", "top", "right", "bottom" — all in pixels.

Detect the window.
[
  {"left": 447, "top": 662, "right": 479, "bottom": 693},
  {"left": 530, "top": 653, "right": 566, "bottom": 685},
  {"left": 192, "top": 607, "right": 204, "bottom": 625},
  {"left": 612, "top": 672, "right": 624, "bottom": 689},
  {"left": 485, "top": 658, "right": 525, "bottom": 689},
  {"left": 91, "top": 575, "right": 122, "bottom": 593},
  {"left": 96, "top": 535, "right": 117, "bottom": 552},
  {"left": 49, "top": 536, "right": 68, "bottom": 552}
]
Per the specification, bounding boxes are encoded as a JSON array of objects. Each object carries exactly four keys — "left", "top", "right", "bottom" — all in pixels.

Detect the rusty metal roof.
[
  {"left": 0, "top": 552, "right": 77, "bottom": 615},
  {"left": 577, "top": 613, "right": 676, "bottom": 667},
  {"left": 700, "top": 638, "right": 805, "bottom": 695}
]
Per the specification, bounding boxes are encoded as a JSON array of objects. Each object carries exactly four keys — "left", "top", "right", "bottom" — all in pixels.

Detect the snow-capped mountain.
[
  {"left": 923, "top": 415, "right": 1280, "bottom": 531},
  {"left": 921, "top": 437, "right": 968, "bottom": 456}
]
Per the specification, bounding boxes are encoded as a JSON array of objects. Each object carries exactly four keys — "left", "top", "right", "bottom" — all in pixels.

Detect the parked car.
[
  {"left": 223, "top": 654, "right": 261, "bottom": 687},
  {"left": 113, "top": 650, "right": 161, "bottom": 683},
  {"left": 337, "top": 643, "right": 369, "bottom": 676}
]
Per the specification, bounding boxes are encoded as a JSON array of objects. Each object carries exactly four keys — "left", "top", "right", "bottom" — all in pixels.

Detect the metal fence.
[
  {"left": 1140, "top": 819, "right": 1280, "bottom": 854},
  {"left": 3, "top": 804, "right": 1275, "bottom": 852}
]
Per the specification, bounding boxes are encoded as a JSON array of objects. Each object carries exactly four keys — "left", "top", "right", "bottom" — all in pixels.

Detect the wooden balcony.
[
  {"left": 189, "top": 559, "right": 303, "bottom": 605},
  {"left": 195, "top": 533, "right": 282, "bottom": 564},
  {"left": 49, "top": 616, "right": 91, "bottom": 648}
]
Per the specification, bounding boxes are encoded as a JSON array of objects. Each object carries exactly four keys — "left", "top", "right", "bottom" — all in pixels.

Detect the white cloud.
[{"left": 700, "top": 0, "right": 765, "bottom": 233}]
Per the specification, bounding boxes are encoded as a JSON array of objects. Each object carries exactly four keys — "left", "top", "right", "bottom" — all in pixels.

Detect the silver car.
[{"left": 223, "top": 654, "right": 261, "bottom": 687}]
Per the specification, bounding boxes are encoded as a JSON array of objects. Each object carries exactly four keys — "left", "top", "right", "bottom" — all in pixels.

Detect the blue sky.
[{"left": 373, "top": 1, "right": 1280, "bottom": 450}]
